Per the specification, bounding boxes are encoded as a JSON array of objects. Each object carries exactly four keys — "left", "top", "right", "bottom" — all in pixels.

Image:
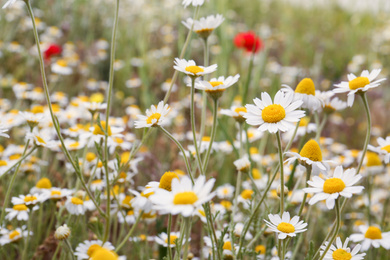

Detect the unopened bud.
[{"left": 54, "top": 224, "right": 70, "bottom": 240}]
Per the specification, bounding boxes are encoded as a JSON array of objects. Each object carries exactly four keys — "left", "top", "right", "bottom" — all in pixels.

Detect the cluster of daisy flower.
[{"left": 0, "top": 0, "right": 390, "bottom": 259}]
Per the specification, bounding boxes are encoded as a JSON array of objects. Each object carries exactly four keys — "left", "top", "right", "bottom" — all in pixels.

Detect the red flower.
[
  {"left": 234, "top": 31, "right": 263, "bottom": 53},
  {"left": 44, "top": 44, "right": 62, "bottom": 60}
]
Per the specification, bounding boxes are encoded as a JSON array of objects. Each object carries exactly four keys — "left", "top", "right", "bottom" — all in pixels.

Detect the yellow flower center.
[
  {"left": 198, "top": 209, "right": 206, "bottom": 217},
  {"left": 9, "top": 230, "right": 21, "bottom": 240},
  {"left": 24, "top": 195, "right": 38, "bottom": 203},
  {"left": 234, "top": 107, "right": 247, "bottom": 114},
  {"left": 90, "top": 93, "right": 104, "bottom": 103},
  {"left": 252, "top": 169, "right": 261, "bottom": 180},
  {"left": 51, "top": 190, "right": 62, "bottom": 196},
  {"left": 159, "top": 171, "right": 179, "bottom": 191},
  {"left": 0, "top": 160, "right": 7, "bottom": 167},
  {"left": 31, "top": 105, "right": 44, "bottom": 114},
  {"left": 87, "top": 244, "right": 102, "bottom": 257},
  {"left": 146, "top": 113, "right": 161, "bottom": 125},
  {"left": 57, "top": 59, "right": 68, "bottom": 67},
  {"left": 202, "top": 136, "right": 211, "bottom": 142},
  {"left": 9, "top": 154, "right": 21, "bottom": 160},
  {"left": 299, "top": 139, "right": 323, "bottom": 161},
  {"left": 381, "top": 145, "right": 390, "bottom": 153},
  {"left": 220, "top": 200, "right": 232, "bottom": 209},
  {"left": 115, "top": 137, "right": 124, "bottom": 144},
  {"left": 13, "top": 204, "right": 28, "bottom": 211},
  {"left": 323, "top": 178, "right": 346, "bottom": 194},
  {"left": 141, "top": 189, "right": 154, "bottom": 198},
  {"left": 35, "top": 136, "right": 46, "bottom": 145},
  {"left": 90, "top": 248, "right": 119, "bottom": 260},
  {"left": 93, "top": 121, "right": 112, "bottom": 136},
  {"left": 261, "top": 104, "right": 286, "bottom": 123},
  {"left": 277, "top": 222, "right": 295, "bottom": 233},
  {"left": 349, "top": 77, "right": 369, "bottom": 90},
  {"left": 127, "top": 210, "right": 134, "bottom": 216},
  {"left": 295, "top": 78, "right": 315, "bottom": 95},
  {"left": 86, "top": 152, "right": 96, "bottom": 162},
  {"left": 185, "top": 65, "right": 204, "bottom": 75},
  {"left": 299, "top": 117, "right": 310, "bottom": 127},
  {"left": 69, "top": 142, "right": 80, "bottom": 148},
  {"left": 241, "top": 189, "right": 254, "bottom": 200},
  {"left": 209, "top": 81, "right": 223, "bottom": 87},
  {"left": 36, "top": 178, "right": 52, "bottom": 189},
  {"left": 223, "top": 241, "right": 232, "bottom": 250},
  {"left": 71, "top": 197, "right": 84, "bottom": 205},
  {"left": 332, "top": 249, "right": 352, "bottom": 260},
  {"left": 366, "top": 151, "right": 382, "bottom": 167},
  {"left": 92, "top": 180, "right": 103, "bottom": 185},
  {"left": 122, "top": 195, "right": 132, "bottom": 207},
  {"left": 173, "top": 191, "right": 198, "bottom": 205},
  {"left": 165, "top": 235, "right": 178, "bottom": 245},
  {"left": 364, "top": 226, "right": 382, "bottom": 239},
  {"left": 255, "top": 245, "right": 266, "bottom": 255}
]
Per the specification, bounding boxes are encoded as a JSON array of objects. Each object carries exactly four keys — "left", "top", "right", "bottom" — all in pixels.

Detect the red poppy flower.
[
  {"left": 44, "top": 44, "right": 62, "bottom": 60},
  {"left": 234, "top": 31, "right": 263, "bottom": 53}
]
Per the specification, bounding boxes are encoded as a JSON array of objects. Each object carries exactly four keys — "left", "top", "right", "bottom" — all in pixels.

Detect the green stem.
[
  {"left": 202, "top": 99, "right": 218, "bottom": 174},
  {"left": 182, "top": 217, "right": 192, "bottom": 260},
  {"left": 115, "top": 210, "right": 143, "bottom": 253},
  {"left": 0, "top": 143, "right": 35, "bottom": 227},
  {"left": 198, "top": 37, "right": 209, "bottom": 151},
  {"left": 22, "top": 209, "right": 34, "bottom": 259},
  {"left": 167, "top": 214, "right": 173, "bottom": 260},
  {"left": 64, "top": 238, "right": 75, "bottom": 260},
  {"left": 318, "top": 199, "right": 341, "bottom": 260},
  {"left": 242, "top": 51, "right": 255, "bottom": 104},
  {"left": 190, "top": 77, "right": 204, "bottom": 175},
  {"left": 297, "top": 165, "right": 312, "bottom": 216},
  {"left": 159, "top": 126, "right": 194, "bottom": 183},
  {"left": 315, "top": 113, "right": 328, "bottom": 142},
  {"left": 276, "top": 131, "right": 285, "bottom": 215},
  {"left": 356, "top": 92, "right": 371, "bottom": 175}
]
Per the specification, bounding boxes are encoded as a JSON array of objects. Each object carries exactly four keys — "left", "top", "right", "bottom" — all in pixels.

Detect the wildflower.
[
  {"left": 244, "top": 91, "right": 305, "bottom": 133},
  {"left": 333, "top": 69, "right": 386, "bottom": 107},
  {"left": 303, "top": 166, "right": 364, "bottom": 209},
  {"left": 182, "top": 0, "right": 204, "bottom": 8},
  {"left": 150, "top": 175, "right": 215, "bottom": 217},
  {"left": 233, "top": 156, "right": 251, "bottom": 173},
  {"left": 51, "top": 59, "right": 73, "bottom": 75},
  {"left": 134, "top": 101, "right": 170, "bottom": 128},
  {"left": 234, "top": 31, "right": 263, "bottom": 53},
  {"left": 350, "top": 225, "right": 390, "bottom": 251},
  {"left": 130, "top": 188, "right": 154, "bottom": 213},
  {"left": 117, "top": 209, "right": 137, "bottom": 224},
  {"left": 216, "top": 183, "right": 235, "bottom": 199},
  {"left": 173, "top": 58, "right": 217, "bottom": 78},
  {"left": 155, "top": 232, "right": 185, "bottom": 248},
  {"left": 0, "top": 226, "right": 31, "bottom": 246},
  {"left": 44, "top": 44, "right": 62, "bottom": 60},
  {"left": 43, "top": 188, "right": 73, "bottom": 200},
  {"left": 264, "top": 211, "right": 307, "bottom": 239},
  {"left": 282, "top": 78, "right": 323, "bottom": 111},
  {"left": 75, "top": 240, "right": 115, "bottom": 260},
  {"left": 182, "top": 14, "right": 225, "bottom": 38},
  {"left": 146, "top": 171, "right": 179, "bottom": 192},
  {"left": 285, "top": 139, "right": 333, "bottom": 174},
  {"left": 54, "top": 224, "right": 71, "bottom": 240},
  {"left": 194, "top": 74, "right": 240, "bottom": 100},
  {"left": 19, "top": 111, "right": 45, "bottom": 128},
  {"left": 26, "top": 130, "right": 55, "bottom": 148},
  {"left": 221, "top": 105, "right": 247, "bottom": 123},
  {"left": 368, "top": 136, "right": 390, "bottom": 164},
  {"left": 5, "top": 204, "right": 30, "bottom": 221},
  {"left": 65, "top": 196, "right": 86, "bottom": 215},
  {"left": 12, "top": 193, "right": 47, "bottom": 207},
  {"left": 320, "top": 237, "right": 365, "bottom": 260}
]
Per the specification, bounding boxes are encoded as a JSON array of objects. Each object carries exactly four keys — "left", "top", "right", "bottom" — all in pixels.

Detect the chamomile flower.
[
  {"left": 12, "top": 193, "right": 47, "bottom": 206},
  {"left": 65, "top": 196, "right": 86, "bottom": 215},
  {"left": 74, "top": 240, "right": 115, "bottom": 260},
  {"left": 282, "top": 78, "right": 323, "bottom": 111},
  {"left": 221, "top": 105, "right": 247, "bottom": 123},
  {"left": 182, "top": 0, "right": 204, "bottom": 8},
  {"left": 234, "top": 156, "right": 251, "bottom": 173},
  {"left": 155, "top": 232, "right": 184, "bottom": 248},
  {"left": 320, "top": 237, "right": 365, "bottom": 260},
  {"left": 26, "top": 130, "right": 55, "bottom": 148},
  {"left": 5, "top": 204, "right": 30, "bottom": 221},
  {"left": 0, "top": 226, "right": 31, "bottom": 246},
  {"left": 117, "top": 209, "right": 137, "bottom": 224},
  {"left": 134, "top": 101, "right": 170, "bottom": 128},
  {"left": 333, "top": 69, "right": 386, "bottom": 107},
  {"left": 194, "top": 74, "right": 240, "bottom": 99},
  {"left": 43, "top": 188, "right": 73, "bottom": 200},
  {"left": 19, "top": 111, "right": 45, "bottom": 128},
  {"left": 182, "top": 14, "right": 225, "bottom": 38},
  {"left": 285, "top": 139, "right": 333, "bottom": 174},
  {"left": 90, "top": 248, "right": 126, "bottom": 260},
  {"left": 150, "top": 175, "right": 215, "bottom": 217},
  {"left": 51, "top": 59, "right": 73, "bottom": 75},
  {"left": 54, "top": 224, "right": 71, "bottom": 240},
  {"left": 350, "top": 225, "right": 390, "bottom": 251},
  {"left": 145, "top": 171, "right": 180, "bottom": 192},
  {"left": 244, "top": 91, "right": 305, "bottom": 133},
  {"left": 216, "top": 183, "right": 235, "bottom": 199},
  {"left": 30, "top": 177, "right": 52, "bottom": 194},
  {"left": 303, "top": 166, "right": 364, "bottom": 209},
  {"left": 264, "top": 212, "right": 307, "bottom": 239},
  {"left": 368, "top": 136, "right": 390, "bottom": 164},
  {"left": 173, "top": 58, "right": 217, "bottom": 78}
]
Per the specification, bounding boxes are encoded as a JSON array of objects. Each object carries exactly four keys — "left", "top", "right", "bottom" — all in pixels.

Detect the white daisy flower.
[
  {"left": 216, "top": 183, "right": 235, "bottom": 199},
  {"left": 285, "top": 139, "right": 333, "bottom": 174},
  {"left": 264, "top": 211, "right": 307, "bottom": 239},
  {"left": 282, "top": 78, "right": 323, "bottom": 111},
  {"left": 173, "top": 58, "right": 217, "bottom": 78},
  {"left": 182, "top": 14, "right": 225, "bottom": 38},
  {"left": 320, "top": 237, "right": 365, "bottom": 260},
  {"left": 19, "top": 111, "right": 45, "bottom": 128},
  {"left": 220, "top": 105, "right": 247, "bottom": 123},
  {"left": 65, "top": 196, "right": 86, "bottom": 215},
  {"left": 233, "top": 156, "right": 251, "bottom": 173},
  {"left": 11, "top": 193, "right": 48, "bottom": 206},
  {"left": 316, "top": 91, "right": 348, "bottom": 113},
  {"left": 350, "top": 225, "right": 390, "bottom": 251},
  {"left": 368, "top": 136, "right": 390, "bottom": 164},
  {"left": 0, "top": 226, "right": 31, "bottom": 246},
  {"left": 5, "top": 204, "right": 30, "bottom": 221},
  {"left": 51, "top": 59, "right": 73, "bottom": 75},
  {"left": 333, "top": 69, "right": 386, "bottom": 107},
  {"left": 150, "top": 175, "right": 215, "bottom": 217},
  {"left": 145, "top": 171, "right": 180, "bottom": 193},
  {"left": 117, "top": 209, "right": 137, "bottom": 224},
  {"left": 244, "top": 90, "right": 305, "bottom": 133},
  {"left": 134, "top": 101, "right": 170, "bottom": 128},
  {"left": 26, "top": 130, "right": 56, "bottom": 148},
  {"left": 155, "top": 232, "right": 186, "bottom": 248},
  {"left": 90, "top": 179, "right": 105, "bottom": 191},
  {"left": 182, "top": 0, "right": 204, "bottom": 8},
  {"left": 130, "top": 188, "right": 154, "bottom": 213},
  {"left": 194, "top": 74, "right": 240, "bottom": 99},
  {"left": 74, "top": 240, "right": 115, "bottom": 260},
  {"left": 303, "top": 166, "right": 364, "bottom": 210}
]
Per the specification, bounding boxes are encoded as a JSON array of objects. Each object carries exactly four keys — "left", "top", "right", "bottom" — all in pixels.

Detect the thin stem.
[
  {"left": 64, "top": 238, "right": 76, "bottom": 260},
  {"left": 315, "top": 113, "right": 328, "bottom": 142},
  {"left": 202, "top": 99, "right": 218, "bottom": 174},
  {"left": 115, "top": 210, "right": 143, "bottom": 253},
  {"left": 297, "top": 165, "right": 312, "bottom": 216},
  {"left": 22, "top": 209, "right": 34, "bottom": 259},
  {"left": 167, "top": 214, "right": 173, "bottom": 260},
  {"left": 159, "top": 126, "right": 194, "bottom": 183},
  {"left": 276, "top": 131, "right": 285, "bottom": 215},
  {"left": 318, "top": 199, "right": 341, "bottom": 260},
  {"left": 190, "top": 77, "right": 204, "bottom": 175},
  {"left": 356, "top": 92, "right": 371, "bottom": 175},
  {"left": 182, "top": 217, "right": 191, "bottom": 260},
  {"left": 198, "top": 37, "right": 209, "bottom": 150},
  {"left": 0, "top": 144, "right": 36, "bottom": 227}
]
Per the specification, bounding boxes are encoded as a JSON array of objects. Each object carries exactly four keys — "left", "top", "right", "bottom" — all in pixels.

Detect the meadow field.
[{"left": 0, "top": 0, "right": 390, "bottom": 259}]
